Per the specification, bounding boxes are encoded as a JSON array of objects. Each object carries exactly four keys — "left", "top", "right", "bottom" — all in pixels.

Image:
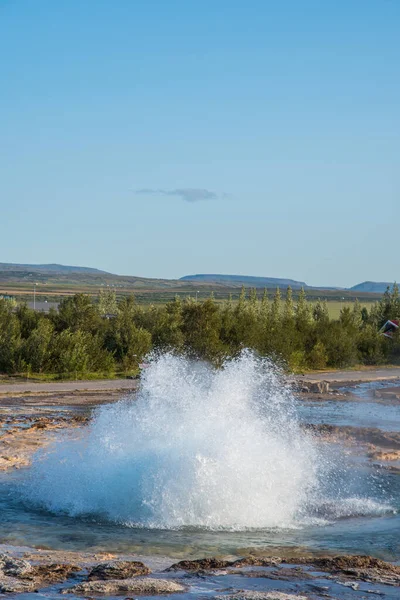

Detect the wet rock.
[
  {"left": 29, "top": 563, "right": 81, "bottom": 583},
  {"left": 64, "top": 577, "right": 185, "bottom": 595},
  {"left": 0, "top": 555, "right": 80, "bottom": 593},
  {"left": 369, "top": 449, "right": 400, "bottom": 461},
  {"left": 306, "top": 381, "right": 330, "bottom": 393},
  {"left": 297, "top": 554, "right": 400, "bottom": 586},
  {"left": 0, "top": 578, "right": 38, "bottom": 593},
  {"left": 304, "top": 554, "right": 400, "bottom": 573},
  {"left": 168, "top": 553, "right": 400, "bottom": 588},
  {"left": 232, "top": 557, "right": 282, "bottom": 568},
  {"left": 374, "top": 388, "right": 400, "bottom": 400},
  {"left": 87, "top": 560, "right": 150, "bottom": 580},
  {"left": 306, "top": 584, "right": 330, "bottom": 594},
  {"left": 305, "top": 424, "right": 400, "bottom": 450},
  {"left": 167, "top": 558, "right": 233, "bottom": 572},
  {"left": 0, "top": 555, "right": 35, "bottom": 593},
  {"left": 344, "top": 569, "right": 400, "bottom": 586},
  {"left": 0, "top": 554, "right": 32, "bottom": 578},
  {"left": 237, "top": 567, "right": 313, "bottom": 581},
  {"left": 338, "top": 580, "right": 359, "bottom": 590},
  {"left": 30, "top": 418, "right": 49, "bottom": 429}
]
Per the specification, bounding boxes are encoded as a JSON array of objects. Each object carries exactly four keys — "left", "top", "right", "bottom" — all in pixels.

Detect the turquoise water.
[
  {"left": 0, "top": 465, "right": 398, "bottom": 559},
  {"left": 0, "top": 362, "right": 399, "bottom": 561},
  {"left": 298, "top": 397, "right": 400, "bottom": 431}
]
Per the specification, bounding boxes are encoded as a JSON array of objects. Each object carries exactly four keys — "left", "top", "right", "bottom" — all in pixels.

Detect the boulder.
[
  {"left": 0, "top": 555, "right": 80, "bottom": 593},
  {"left": 29, "top": 563, "right": 81, "bottom": 583},
  {"left": 65, "top": 577, "right": 185, "bottom": 595},
  {"left": 0, "top": 579, "right": 38, "bottom": 593},
  {"left": 167, "top": 557, "right": 232, "bottom": 571},
  {"left": 87, "top": 560, "right": 150, "bottom": 580},
  {"left": 232, "top": 557, "right": 282, "bottom": 568},
  {"left": 296, "top": 555, "right": 400, "bottom": 587},
  {"left": 307, "top": 381, "right": 330, "bottom": 393},
  {"left": 0, "top": 554, "right": 32, "bottom": 578}
]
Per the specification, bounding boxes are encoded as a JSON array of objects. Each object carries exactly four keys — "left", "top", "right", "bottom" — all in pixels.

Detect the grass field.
[
  {"left": 0, "top": 285, "right": 376, "bottom": 319},
  {"left": 311, "top": 301, "right": 373, "bottom": 319}
]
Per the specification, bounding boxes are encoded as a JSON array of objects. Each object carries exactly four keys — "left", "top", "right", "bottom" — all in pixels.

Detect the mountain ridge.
[
  {"left": 0, "top": 264, "right": 396, "bottom": 293},
  {"left": 349, "top": 281, "right": 398, "bottom": 293},
  {"left": 0, "top": 263, "right": 109, "bottom": 275},
  {"left": 180, "top": 273, "right": 308, "bottom": 289}
]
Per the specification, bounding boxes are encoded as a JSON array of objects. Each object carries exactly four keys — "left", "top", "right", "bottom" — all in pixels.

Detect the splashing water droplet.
[{"left": 23, "top": 352, "right": 394, "bottom": 530}]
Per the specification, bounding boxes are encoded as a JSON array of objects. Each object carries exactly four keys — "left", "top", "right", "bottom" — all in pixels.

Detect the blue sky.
[{"left": 0, "top": 1, "right": 398, "bottom": 287}]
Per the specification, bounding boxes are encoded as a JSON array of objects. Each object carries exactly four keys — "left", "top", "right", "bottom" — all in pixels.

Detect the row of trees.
[{"left": 0, "top": 285, "right": 399, "bottom": 376}]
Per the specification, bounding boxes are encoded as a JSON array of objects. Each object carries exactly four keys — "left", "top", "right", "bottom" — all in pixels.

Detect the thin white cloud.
[{"left": 135, "top": 188, "right": 219, "bottom": 203}]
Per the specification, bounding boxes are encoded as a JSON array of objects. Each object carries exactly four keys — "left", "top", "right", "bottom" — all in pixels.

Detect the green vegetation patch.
[{"left": 0, "top": 285, "right": 399, "bottom": 379}]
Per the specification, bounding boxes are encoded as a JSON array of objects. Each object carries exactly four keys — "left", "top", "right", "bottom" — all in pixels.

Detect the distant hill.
[
  {"left": 0, "top": 263, "right": 110, "bottom": 275},
  {"left": 0, "top": 263, "right": 392, "bottom": 300},
  {"left": 180, "top": 274, "right": 308, "bottom": 289},
  {"left": 349, "top": 281, "right": 396, "bottom": 293},
  {"left": 0, "top": 262, "right": 182, "bottom": 290}
]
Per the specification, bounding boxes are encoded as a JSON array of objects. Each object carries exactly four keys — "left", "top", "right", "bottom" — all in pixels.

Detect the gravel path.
[
  {"left": 0, "top": 379, "right": 138, "bottom": 396},
  {"left": 299, "top": 366, "right": 400, "bottom": 385}
]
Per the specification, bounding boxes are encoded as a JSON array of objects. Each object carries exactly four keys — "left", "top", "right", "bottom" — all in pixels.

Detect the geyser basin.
[
  {"left": 7, "top": 352, "right": 397, "bottom": 559},
  {"left": 23, "top": 352, "right": 318, "bottom": 529}
]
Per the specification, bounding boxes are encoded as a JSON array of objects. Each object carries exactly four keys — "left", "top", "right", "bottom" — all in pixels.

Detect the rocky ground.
[
  {"left": 304, "top": 423, "right": 400, "bottom": 470},
  {"left": 374, "top": 386, "right": 400, "bottom": 400},
  {"left": 0, "top": 389, "right": 131, "bottom": 471},
  {"left": 0, "top": 413, "right": 88, "bottom": 471},
  {"left": 0, "top": 548, "right": 399, "bottom": 598},
  {"left": 295, "top": 366, "right": 400, "bottom": 387}
]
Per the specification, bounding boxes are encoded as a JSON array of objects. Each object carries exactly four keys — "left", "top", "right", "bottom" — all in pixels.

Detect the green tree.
[
  {"left": 181, "top": 297, "right": 225, "bottom": 363},
  {"left": 374, "top": 284, "right": 400, "bottom": 327},
  {"left": 323, "top": 321, "right": 358, "bottom": 368},
  {"left": 151, "top": 297, "right": 185, "bottom": 350},
  {"left": 280, "top": 286, "right": 296, "bottom": 360},
  {"left": 357, "top": 324, "right": 386, "bottom": 365},
  {"left": 50, "top": 329, "right": 114, "bottom": 376},
  {"left": 15, "top": 303, "right": 40, "bottom": 339},
  {"left": 220, "top": 295, "right": 237, "bottom": 352},
  {"left": 106, "top": 298, "right": 152, "bottom": 372},
  {"left": 352, "top": 299, "right": 363, "bottom": 328},
  {"left": 270, "top": 287, "right": 281, "bottom": 328},
  {"left": 21, "top": 319, "right": 54, "bottom": 372},
  {"left": 295, "top": 287, "right": 312, "bottom": 348},
  {"left": 56, "top": 294, "right": 101, "bottom": 333},
  {"left": 98, "top": 288, "right": 118, "bottom": 316},
  {"left": 228, "top": 287, "right": 260, "bottom": 351},
  {"left": 0, "top": 299, "right": 21, "bottom": 373},
  {"left": 313, "top": 299, "right": 329, "bottom": 325},
  {"left": 50, "top": 329, "right": 91, "bottom": 375},
  {"left": 308, "top": 341, "right": 328, "bottom": 369}
]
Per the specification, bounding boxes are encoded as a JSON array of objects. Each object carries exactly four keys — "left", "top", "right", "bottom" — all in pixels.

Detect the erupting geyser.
[{"left": 25, "top": 352, "right": 319, "bottom": 529}]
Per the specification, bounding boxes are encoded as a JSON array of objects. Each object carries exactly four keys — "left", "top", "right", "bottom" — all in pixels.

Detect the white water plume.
[
  {"left": 24, "top": 352, "right": 390, "bottom": 530},
  {"left": 24, "top": 352, "right": 319, "bottom": 529}
]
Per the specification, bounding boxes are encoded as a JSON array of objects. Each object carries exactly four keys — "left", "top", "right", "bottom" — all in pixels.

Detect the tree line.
[{"left": 0, "top": 285, "right": 399, "bottom": 377}]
